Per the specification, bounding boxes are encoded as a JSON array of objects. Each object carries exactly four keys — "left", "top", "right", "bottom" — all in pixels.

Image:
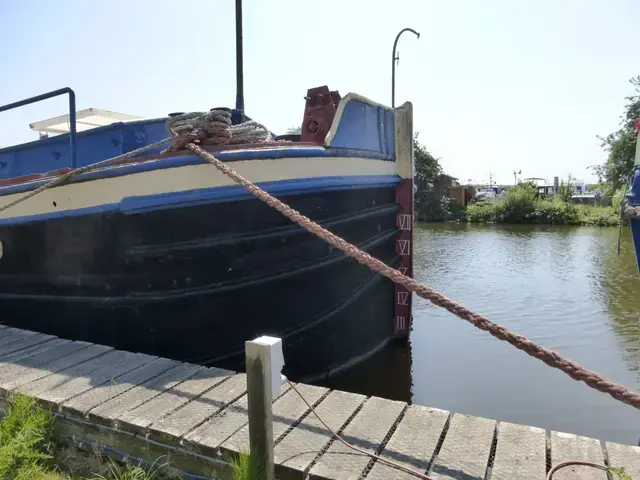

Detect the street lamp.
[
  {"left": 392, "top": 28, "right": 420, "bottom": 108},
  {"left": 513, "top": 170, "right": 522, "bottom": 186}
]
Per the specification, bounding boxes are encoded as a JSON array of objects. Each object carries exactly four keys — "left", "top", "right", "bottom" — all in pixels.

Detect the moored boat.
[
  {"left": 629, "top": 119, "right": 640, "bottom": 272},
  {"left": 0, "top": 87, "right": 415, "bottom": 381}
]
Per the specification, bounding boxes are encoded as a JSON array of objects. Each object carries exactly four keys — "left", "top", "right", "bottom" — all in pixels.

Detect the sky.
[{"left": 0, "top": 0, "right": 638, "bottom": 185}]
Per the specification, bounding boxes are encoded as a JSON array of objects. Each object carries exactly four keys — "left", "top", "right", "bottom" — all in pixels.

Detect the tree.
[
  {"left": 413, "top": 134, "right": 446, "bottom": 221},
  {"left": 285, "top": 126, "right": 302, "bottom": 135},
  {"left": 592, "top": 76, "right": 640, "bottom": 194},
  {"left": 556, "top": 175, "right": 574, "bottom": 203}
]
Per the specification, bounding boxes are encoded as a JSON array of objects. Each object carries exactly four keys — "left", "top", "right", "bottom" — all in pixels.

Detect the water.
[{"left": 326, "top": 223, "right": 640, "bottom": 445}]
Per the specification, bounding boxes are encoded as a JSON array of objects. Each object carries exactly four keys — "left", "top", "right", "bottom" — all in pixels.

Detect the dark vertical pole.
[
  {"left": 235, "top": 0, "right": 245, "bottom": 113},
  {"left": 68, "top": 90, "right": 78, "bottom": 167}
]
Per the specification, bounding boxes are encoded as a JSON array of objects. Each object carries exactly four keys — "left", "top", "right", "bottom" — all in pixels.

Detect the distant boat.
[
  {"left": 475, "top": 186, "right": 498, "bottom": 202},
  {"left": 630, "top": 120, "right": 640, "bottom": 272}
]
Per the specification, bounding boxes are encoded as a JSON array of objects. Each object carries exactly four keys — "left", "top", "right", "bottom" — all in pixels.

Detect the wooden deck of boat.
[{"left": 0, "top": 325, "right": 637, "bottom": 480}]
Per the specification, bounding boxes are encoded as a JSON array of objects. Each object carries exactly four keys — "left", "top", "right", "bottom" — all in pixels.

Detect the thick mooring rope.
[
  {"left": 0, "top": 123, "right": 638, "bottom": 410},
  {"left": 0, "top": 125, "right": 635, "bottom": 479},
  {"left": 186, "top": 142, "right": 640, "bottom": 410}
]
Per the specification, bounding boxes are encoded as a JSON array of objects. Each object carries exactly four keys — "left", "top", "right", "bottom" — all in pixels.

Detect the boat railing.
[{"left": 0, "top": 88, "right": 77, "bottom": 167}]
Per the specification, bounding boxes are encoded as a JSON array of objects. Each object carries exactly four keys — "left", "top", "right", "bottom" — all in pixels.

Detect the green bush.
[
  {"left": 532, "top": 201, "right": 579, "bottom": 225},
  {"left": 466, "top": 203, "right": 495, "bottom": 223},
  {"left": 575, "top": 204, "right": 620, "bottom": 226},
  {"left": 465, "top": 182, "right": 620, "bottom": 226}
]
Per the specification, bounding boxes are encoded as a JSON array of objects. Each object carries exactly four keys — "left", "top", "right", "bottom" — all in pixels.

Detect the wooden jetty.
[{"left": 0, "top": 325, "right": 637, "bottom": 480}]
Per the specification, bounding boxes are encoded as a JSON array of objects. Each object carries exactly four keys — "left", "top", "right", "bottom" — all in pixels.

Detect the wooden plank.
[
  {"left": 0, "top": 333, "right": 54, "bottom": 358},
  {"left": 491, "top": 422, "right": 546, "bottom": 480},
  {"left": 0, "top": 327, "right": 20, "bottom": 339},
  {"left": 183, "top": 393, "right": 251, "bottom": 456},
  {"left": 183, "top": 384, "right": 295, "bottom": 457},
  {"left": 116, "top": 366, "right": 231, "bottom": 434},
  {"left": 149, "top": 373, "right": 247, "bottom": 441},
  {"left": 222, "top": 383, "right": 328, "bottom": 458},
  {"left": 366, "top": 405, "right": 449, "bottom": 480},
  {"left": 0, "top": 341, "right": 99, "bottom": 392},
  {"left": 310, "top": 396, "right": 405, "bottom": 480},
  {"left": 8, "top": 345, "right": 115, "bottom": 395},
  {"left": 430, "top": 413, "right": 495, "bottom": 480},
  {"left": 36, "top": 352, "right": 157, "bottom": 407},
  {"left": 605, "top": 442, "right": 640, "bottom": 479},
  {"left": 62, "top": 357, "right": 178, "bottom": 418},
  {"left": 87, "top": 361, "right": 197, "bottom": 424},
  {"left": 550, "top": 431, "right": 607, "bottom": 480},
  {"left": 0, "top": 329, "right": 36, "bottom": 348},
  {"left": 0, "top": 338, "right": 67, "bottom": 363},
  {"left": 274, "top": 390, "right": 365, "bottom": 479}
]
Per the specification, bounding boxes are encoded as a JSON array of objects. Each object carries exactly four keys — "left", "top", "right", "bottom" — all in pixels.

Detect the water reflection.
[
  {"left": 594, "top": 229, "right": 640, "bottom": 378},
  {"left": 328, "top": 223, "right": 640, "bottom": 445}
]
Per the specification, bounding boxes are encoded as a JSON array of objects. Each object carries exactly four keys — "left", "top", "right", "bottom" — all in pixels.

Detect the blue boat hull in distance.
[
  {"left": 0, "top": 87, "right": 415, "bottom": 383},
  {"left": 630, "top": 121, "right": 640, "bottom": 272}
]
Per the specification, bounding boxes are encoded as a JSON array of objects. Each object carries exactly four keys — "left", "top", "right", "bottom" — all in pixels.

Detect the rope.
[
  {"left": 285, "top": 378, "right": 433, "bottom": 480},
  {"left": 623, "top": 202, "right": 640, "bottom": 219},
  {"left": 0, "top": 126, "right": 637, "bottom": 476},
  {"left": 186, "top": 143, "right": 640, "bottom": 410},
  {"left": 164, "top": 109, "right": 271, "bottom": 153},
  {"left": 287, "top": 379, "right": 624, "bottom": 480},
  {"left": 0, "top": 125, "right": 638, "bottom": 409},
  {"left": 0, "top": 137, "right": 173, "bottom": 214},
  {"left": 546, "top": 461, "right": 608, "bottom": 480}
]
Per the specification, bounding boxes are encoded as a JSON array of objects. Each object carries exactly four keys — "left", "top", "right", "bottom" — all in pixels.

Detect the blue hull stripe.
[
  {"left": 0, "top": 175, "right": 401, "bottom": 226},
  {"left": 0, "top": 147, "right": 394, "bottom": 197}
]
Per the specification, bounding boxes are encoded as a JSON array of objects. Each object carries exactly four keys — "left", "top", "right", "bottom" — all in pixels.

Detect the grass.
[
  {"left": 230, "top": 451, "right": 265, "bottom": 480},
  {"left": 0, "top": 395, "right": 177, "bottom": 480},
  {"left": 0, "top": 394, "right": 56, "bottom": 479}
]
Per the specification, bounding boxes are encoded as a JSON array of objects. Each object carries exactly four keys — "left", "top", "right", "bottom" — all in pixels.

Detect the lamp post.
[
  {"left": 513, "top": 170, "right": 521, "bottom": 186},
  {"left": 392, "top": 28, "right": 420, "bottom": 108}
]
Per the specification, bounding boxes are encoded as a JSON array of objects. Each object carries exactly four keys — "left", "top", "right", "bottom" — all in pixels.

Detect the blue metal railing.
[{"left": 0, "top": 87, "right": 77, "bottom": 167}]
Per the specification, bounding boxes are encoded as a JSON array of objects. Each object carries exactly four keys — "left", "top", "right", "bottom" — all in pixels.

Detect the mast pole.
[{"left": 235, "top": 0, "right": 245, "bottom": 113}]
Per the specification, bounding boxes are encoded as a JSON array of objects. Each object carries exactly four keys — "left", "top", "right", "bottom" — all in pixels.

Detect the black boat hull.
[{"left": 0, "top": 186, "right": 400, "bottom": 381}]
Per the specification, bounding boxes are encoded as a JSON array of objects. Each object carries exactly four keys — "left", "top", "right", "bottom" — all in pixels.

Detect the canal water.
[{"left": 326, "top": 223, "right": 640, "bottom": 445}]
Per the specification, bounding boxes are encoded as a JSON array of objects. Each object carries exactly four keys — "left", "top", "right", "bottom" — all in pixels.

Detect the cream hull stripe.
[{"left": 0, "top": 157, "right": 397, "bottom": 220}]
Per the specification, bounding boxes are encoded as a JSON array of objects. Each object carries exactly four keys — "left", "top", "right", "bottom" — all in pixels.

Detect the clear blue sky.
[{"left": 0, "top": 0, "right": 637, "bottom": 185}]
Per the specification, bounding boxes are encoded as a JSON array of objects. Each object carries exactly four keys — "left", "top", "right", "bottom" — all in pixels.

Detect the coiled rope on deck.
[{"left": 164, "top": 109, "right": 271, "bottom": 152}]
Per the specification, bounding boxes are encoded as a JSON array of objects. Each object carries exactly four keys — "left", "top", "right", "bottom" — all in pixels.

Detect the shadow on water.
[
  {"left": 322, "top": 340, "right": 413, "bottom": 402},
  {"left": 328, "top": 223, "right": 640, "bottom": 445}
]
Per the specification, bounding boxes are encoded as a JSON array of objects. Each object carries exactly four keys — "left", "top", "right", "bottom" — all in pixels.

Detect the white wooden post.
[{"left": 245, "top": 336, "right": 284, "bottom": 480}]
